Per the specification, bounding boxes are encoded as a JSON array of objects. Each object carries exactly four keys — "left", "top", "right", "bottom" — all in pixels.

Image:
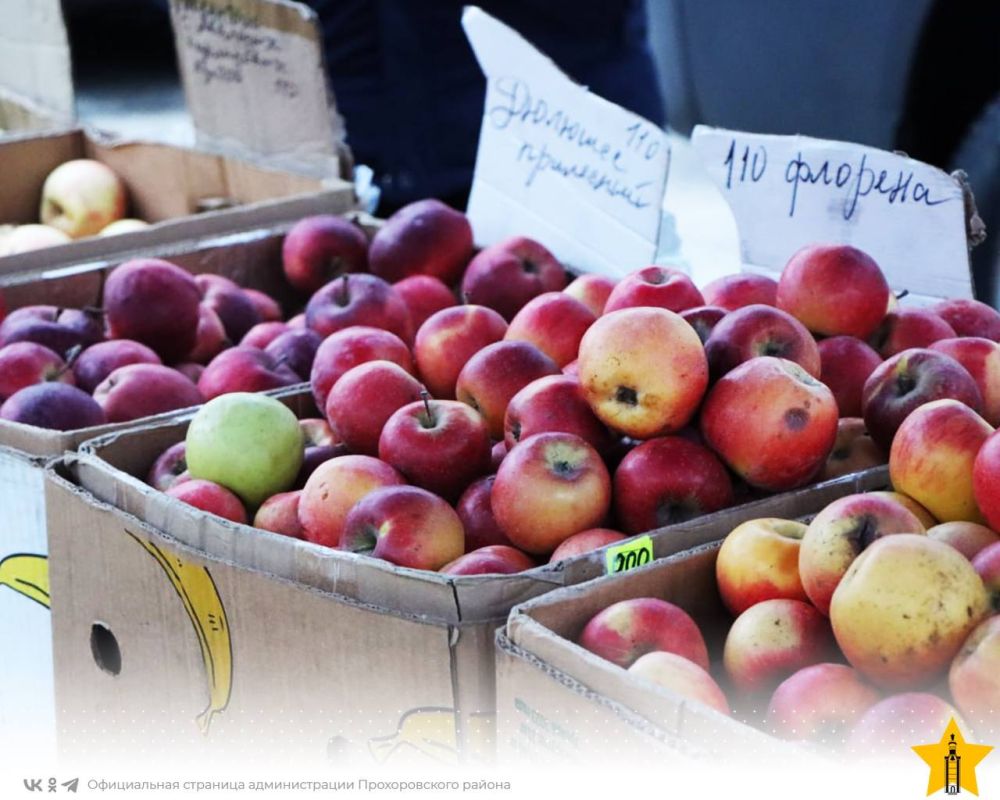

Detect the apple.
[
  {"left": 165, "top": 479, "right": 248, "bottom": 525},
  {"left": 614, "top": 436, "right": 734, "bottom": 535},
  {"left": 39, "top": 159, "right": 127, "bottom": 238},
  {"left": 310, "top": 326, "right": 413, "bottom": 411},
  {"left": 930, "top": 337, "right": 1000, "bottom": 426},
  {"left": 820, "top": 417, "right": 885, "bottom": 481},
  {"left": 603, "top": 266, "right": 704, "bottom": 315},
  {"left": 198, "top": 346, "right": 301, "bottom": 400},
  {"left": 564, "top": 274, "right": 616, "bottom": 316},
  {"left": 628, "top": 652, "right": 730, "bottom": 716},
  {"left": 325, "top": 360, "right": 424, "bottom": 456},
  {"left": 491, "top": 432, "right": 611, "bottom": 554},
  {"left": 413, "top": 305, "right": 507, "bottom": 399},
  {"left": 799, "top": 493, "right": 925, "bottom": 615},
  {"left": 456, "top": 475, "right": 514, "bottom": 552},
  {"left": 0, "top": 224, "right": 71, "bottom": 254},
  {"left": 974, "top": 429, "right": 1000, "bottom": 532},
  {"left": 701, "top": 273, "right": 778, "bottom": 311},
  {"left": 241, "top": 321, "right": 289, "bottom": 349},
  {"left": 504, "top": 292, "right": 596, "bottom": 368},
  {"left": 243, "top": 288, "right": 283, "bottom": 323},
  {"left": 869, "top": 308, "right": 957, "bottom": 358},
  {"left": 889, "top": 399, "right": 993, "bottom": 524},
  {"left": 578, "top": 597, "right": 709, "bottom": 670},
  {"left": 776, "top": 244, "right": 889, "bottom": 338},
  {"left": 704, "top": 303, "right": 821, "bottom": 379},
  {"left": 867, "top": 491, "right": 938, "bottom": 528},
  {"left": 198, "top": 279, "right": 260, "bottom": 343},
  {"left": 0, "top": 382, "right": 106, "bottom": 431},
  {"left": 0, "top": 342, "right": 73, "bottom": 401},
  {"left": 185, "top": 392, "right": 304, "bottom": 508},
  {"left": 680, "top": 305, "right": 728, "bottom": 344},
  {"left": 817, "top": 336, "right": 883, "bottom": 418},
  {"left": 548, "top": 528, "right": 626, "bottom": 563},
  {"left": 186, "top": 304, "right": 229, "bottom": 365},
  {"left": 93, "top": 363, "right": 203, "bottom": 423},
  {"left": 460, "top": 236, "right": 567, "bottom": 320},
  {"left": 73, "top": 339, "right": 161, "bottom": 394},
  {"left": 305, "top": 273, "right": 411, "bottom": 342},
  {"left": 296, "top": 418, "right": 348, "bottom": 487},
  {"left": 491, "top": 441, "right": 506, "bottom": 469},
  {"left": 700, "top": 356, "right": 838, "bottom": 491},
  {"left": 379, "top": 396, "right": 492, "bottom": 502},
  {"left": 723, "top": 599, "right": 834, "bottom": 693},
  {"left": 847, "top": 693, "right": 966, "bottom": 755},
  {"left": 861, "top": 348, "right": 983, "bottom": 451},
  {"left": 281, "top": 214, "right": 368, "bottom": 293},
  {"left": 949, "top": 615, "right": 1000, "bottom": 731},
  {"left": 830, "top": 534, "right": 989, "bottom": 687},
  {"left": 715, "top": 518, "right": 808, "bottom": 615},
  {"left": 298, "top": 455, "right": 404, "bottom": 548},
  {"left": 766, "top": 663, "right": 880, "bottom": 742},
  {"left": 0, "top": 305, "right": 97, "bottom": 356},
  {"left": 104, "top": 259, "right": 201, "bottom": 363},
  {"left": 933, "top": 298, "right": 1000, "bottom": 341},
  {"left": 253, "top": 490, "right": 305, "bottom": 540},
  {"left": 147, "top": 442, "right": 189, "bottom": 492},
  {"left": 287, "top": 313, "right": 306, "bottom": 329},
  {"left": 577, "top": 307, "right": 708, "bottom": 439},
  {"left": 99, "top": 218, "right": 149, "bottom": 236},
  {"left": 928, "top": 521, "right": 1000, "bottom": 560},
  {"left": 264, "top": 328, "right": 323, "bottom": 380},
  {"left": 368, "top": 199, "right": 473, "bottom": 285},
  {"left": 440, "top": 545, "right": 535, "bottom": 576},
  {"left": 972, "top": 543, "right": 1000, "bottom": 610},
  {"left": 393, "top": 275, "right": 456, "bottom": 331},
  {"left": 341, "top": 485, "right": 465, "bottom": 570},
  {"left": 175, "top": 362, "right": 204, "bottom": 384}
]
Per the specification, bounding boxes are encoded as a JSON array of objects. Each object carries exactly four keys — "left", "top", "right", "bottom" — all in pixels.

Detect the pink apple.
[
  {"left": 240, "top": 321, "right": 289, "bottom": 349},
  {"left": 930, "top": 337, "right": 1000, "bottom": 426},
  {"left": 310, "top": 326, "right": 413, "bottom": 410},
  {"left": 253, "top": 490, "right": 305, "bottom": 539},
  {"left": 73, "top": 339, "right": 161, "bottom": 394},
  {"left": 368, "top": 199, "right": 473, "bottom": 285},
  {"left": 680, "top": 305, "right": 728, "bottom": 344},
  {"left": 460, "top": 236, "right": 567, "bottom": 320},
  {"left": 94, "top": 363, "right": 203, "bottom": 423},
  {"left": 0, "top": 383, "right": 105, "bottom": 431},
  {"left": 870, "top": 308, "right": 957, "bottom": 358},
  {"left": 766, "top": 664, "right": 880, "bottom": 742},
  {"left": 147, "top": 442, "right": 190, "bottom": 492},
  {"left": 504, "top": 292, "right": 596, "bottom": 368},
  {"left": 628, "top": 652, "right": 731, "bottom": 716},
  {"left": 413, "top": 305, "right": 507, "bottom": 399},
  {"left": 704, "top": 303, "right": 821, "bottom": 379},
  {"left": 928, "top": 521, "right": 1000, "bottom": 560},
  {"left": 198, "top": 346, "right": 301, "bottom": 401},
  {"left": 456, "top": 475, "right": 514, "bottom": 552},
  {"left": 186, "top": 304, "right": 229, "bottom": 365},
  {"left": 716, "top": 518, "right": 808, "bottom": 616},
  {"left": 817, "top": 336, "right": 883, "bottom": 418},
  {"left": 564, "top": 273, "right": 616, "bottom": 316},
  {"left": 281, "top": 214, "right": 369, "bottom": 293},
  {"left": 393, "top": 275, "right": 456, "bottom": 331},
  {"left": 934, "top": 298, "right": 1000, "bottom": 341},
  {"left": 0, "top": 342, "right": 73, "bottom": 401},
  {"left": 701, "top": 273, "right": 778, "bottom": 311},
  {"left": 603, "top": 266, "right": 704, "bottom": 314},
  {"left": 440, "top": 545, "right": 535, "bottom": 576},
  {"left": 548, "top": 528, "right": 626, "bottom": 563},
  {"left": 847, "top": 693, "right": 966, "bottom": 755},
  {"left": 243, "top": 288, "right": 283, "bottom": 323},
  {"left": 305, "top": 273, "right": 411, "bottom": 342},
  {"left": 166, "top": 478, "right": 248, "bottom": 524}
]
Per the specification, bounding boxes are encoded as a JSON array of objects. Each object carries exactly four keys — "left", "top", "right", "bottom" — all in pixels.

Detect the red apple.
[
  {"left": 73, "top": 339, "right": 161, "bottom": 394},
  {"left": 296, "top": 418, "right": 349, "bottom": 487},
  {"left": 704, "top": 303, "right": 821, "bottom": 379},
  {"left": 548, "top": 528, "right": 626, "bottom": 562},
  {"left": 393, "top": 275, "right": 456, "bottom": 331},
  {"left": 817, "top": 336, "right": 883, "bottom": 418},
  {"left": 869, "top": 308, "right": 957, "bottom": 358},
  {"left": 198, "top": 278, "right": 261, "bottom": 342},
  {"left": 0, "top": 342, "right": 74, "bottom": 401},
  {"left": 680, "top": 305, "right": 728, "bottom": 344},
  {"left": 564, "top": 273, "right": 616, "bottom": 317},
  {"left": 440, "top": 545, "right": 535, "bottom": 576},
  {"left": 928, "top": 521, "right": 1000, "bottom": 560},
  {"left": 94, "top": 363, "right": 203, "bottom": 423},
  {"left": 503, "top": 374, "right": 614, "bottom": 457},
  {"left": 175, "top": 362, "right": 204, "bottom": 384},
  {"left": 972, "top": 543, "right": 1000, "bottom": 610},
  {"left": 847, "top": 693, "right": 966, "bottom": 754},
  {"left": 243, "top": 288, "right": 283, "bottom": 323},
  {"left": 305, "top": 273, "right": 411, "bottom": 342},
  {"left": 413, "top": 305, "right": 507, "bottom": 399},
  {"left": 147, "top": 442, "right": 189, "bottom": 492},
  {"left": 264, "top": 328, "right": 322, "bottom": 381},
  {"left": 253, "top": 490, "right": 305, "bottom": 539},
  {"left": 0, "top": 383, "right": 105, "bottom": 431},
  {"left": 603, "top": 266, "right": 704, "bottom": 315},
  {"left": 310, "top": 326, "right": 413, "bottom": 410},
  {"left": 504, "top": 292, "right": 595, "bottom": 368},
  {"left": 975, "top": 429, "right": 1000, "bottom": 532},
  {"left": 456, "top": 475, "right": 514, "bottom": 552},
  {"left": 930, "top": 337, "right": 1000, "bottom": 426},
  {"left": 716, "top": 518, "right": 808, "bottom": 615},
  {"left": 933, "top": 298, "right": 1000, "bottom": 341},
  {"left": 949, "top": 615, "right": 1000, "bottom": 731},
  {"left": 368, "top": 199, "right": 473, "bottom": 285},
  {"left": 490, "top": 441, "right": 507, "bottom": 470},
  {"left": 281, "top": 214, "right": 368, "bottom": 293},
  {"left": 186, "top": 304, "right": 229, "bottom": 365},
  {"left": 460, "top": 236, "right": 567, "bottom": 320},
  {"left": 702, "top": 273, "right": 778, "bottom": 311},
  {"left": 766, "top": 664, "right": 880, "bottom": 742},
  {"left": 820, "top": 417, "right": 885, "bottom": 481},
  {"left": 165, "top": 478, "right": 247, "bottom": 524},
  {"left": 198, "top": 346, "right": 301, "bottom": 401},
  {"left": 628, "top": 652, "right": 731, "bottom": 716},
  {"left": 241, "top": 321, "right": 289, "bottom": 349}
]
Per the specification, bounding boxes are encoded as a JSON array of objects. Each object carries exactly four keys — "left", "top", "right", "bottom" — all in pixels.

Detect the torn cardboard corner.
[
  {"left": 462, "top": 6, "right": 670, "bottom": 280},
  {"left": 0, "top": 88, "right": 71, "bottom": 141},
  {"left": 169, "top": 0, "right": 351, "bottom": 179},
  {"left": 692, "top": 126, "right": 974, "bottom": 305},
  {"left": 0, "top": 0, "right": 74, "bottom": 121}
]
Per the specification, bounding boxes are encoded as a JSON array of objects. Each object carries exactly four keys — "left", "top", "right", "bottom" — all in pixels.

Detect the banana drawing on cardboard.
[
  {"left": 126, "top": 530, "right": 233, "bottom": 734},
  {"left": 367, "top": 707, "right": 494, "bottom": 764},
  {"left": 0, "top": 553, "right": 50, "bottom": 608}
]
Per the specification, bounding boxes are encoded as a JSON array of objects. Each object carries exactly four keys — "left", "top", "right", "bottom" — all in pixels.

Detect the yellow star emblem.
[{"left": 912, "top": 717, "right": 992, "bottom": 796}]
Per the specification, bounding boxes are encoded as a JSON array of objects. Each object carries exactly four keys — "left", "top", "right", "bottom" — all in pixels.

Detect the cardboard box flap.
[
  {"left": 169, "top": 0, "right": 348, "bottom": 178},
  {"left": 0, "top": 88, "right": 66, "bottom": 136},
  {"left": 0, "top": 0, "right": 74, "bottom": 119}
]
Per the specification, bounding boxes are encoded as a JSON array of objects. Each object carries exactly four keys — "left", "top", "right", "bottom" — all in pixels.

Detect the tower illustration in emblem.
[{"left": 946, "top": 733, "right": 961, "bottom": 795}]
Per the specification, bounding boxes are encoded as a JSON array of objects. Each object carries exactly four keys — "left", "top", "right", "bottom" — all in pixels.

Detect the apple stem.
[
  {"left": 337, "top": 274, "right": 350, "bottom": 306},
  {"left": 56, "top": 344, "right": 83, "bottom": 378},
  {"left": 420, "top": 390, "right": 435, "bottom": 426},
  {"left": 895, "top": 289, "right": 909, "bottom": 301}
]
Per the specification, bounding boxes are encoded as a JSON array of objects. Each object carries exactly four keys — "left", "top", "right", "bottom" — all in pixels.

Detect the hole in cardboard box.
[{"left": 90, "top": 623, "right": 122, "bottom": 676}]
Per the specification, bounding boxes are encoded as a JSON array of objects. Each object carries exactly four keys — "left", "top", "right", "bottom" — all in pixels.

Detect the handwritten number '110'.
[
  {"left": 723, "top": 140, "right": 767, "bottom": 189},
  {"left": 625, "top": 123, "right": 661, "bottom": 161}
]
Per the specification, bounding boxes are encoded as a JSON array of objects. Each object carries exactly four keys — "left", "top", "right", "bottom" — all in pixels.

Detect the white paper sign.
[
  {"left": 462, "top": 7, "right": 670, "bottom": 279},
  {"left": 692, "top": 126, "right": 972, "bottom": 303},
  {"left": 0, "top": 0, "right": 73, "bottom": 118}
]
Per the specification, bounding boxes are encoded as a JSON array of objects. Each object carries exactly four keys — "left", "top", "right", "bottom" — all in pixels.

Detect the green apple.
[{"left": 185, "top": 393, "right": 303, "bottom": 508}]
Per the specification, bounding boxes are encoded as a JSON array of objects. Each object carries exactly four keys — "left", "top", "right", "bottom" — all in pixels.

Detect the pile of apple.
[
  {"left": 0, "top": 158, "right": 149, "bottom": 255},
  {"left": 576, "top": 471, "right": 1000, "bottom": 750}
]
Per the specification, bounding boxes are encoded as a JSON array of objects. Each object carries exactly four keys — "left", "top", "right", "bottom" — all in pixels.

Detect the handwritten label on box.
[
  {"left": 692, "top": 126, "right": 972, "bottom": 302},
  {"left": 462, "top": 7, "right": 670, "bottom": 279}
]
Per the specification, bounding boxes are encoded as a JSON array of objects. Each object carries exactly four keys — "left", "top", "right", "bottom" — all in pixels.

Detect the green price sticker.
[{"left": 605, "top": 535, "right": 654, "bottom": 575}]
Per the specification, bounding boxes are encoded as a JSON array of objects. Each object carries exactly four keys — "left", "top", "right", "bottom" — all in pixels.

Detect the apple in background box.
[
  {"left": 704, "top": 303, "right": 821, "bottom": 379},
  {"left": 456, "top": 475, "right": 513, "bottom": 551},
  {"left": 104, "top": 259, "right": 201, "bottom": 363},
  {"left": 287, "top": 313, "right": 306, "bottom": 329},
  {"left": 701, "top": 273, "right": 778, "bottom": 311},
  {"left": 549, "top": 528, "right": 626, "bottom": 562},
  {"left": 799, "top": 493, "right": 925, "bottom": 616},
  {"left": 368, "top": 199, "right": 473, "bottom": 285},
  {"left": 414, "top": 305, "right": 507, "bottom": 399},
  {"left": 715, "top": 519, "right": 808, "bottom": 615},
  {"left": 0, "top": 306, "right": 96, "bottom": 356},
  {"left": 281, "top": 214, "right": 369, "bottom": 293},
  {"left": 848, "top": 694, "right": 966, "bottom": 755},
  {"left": 73, "top": 339, "right": 161, "bottom": 394},
  {"left": 890, "top": 399, "right": 992, "bottom": 524},
  {"left": 187, "top": 304, "right": 229, "bottom": 364},
  {"left": 928, "top": 521, "right": 1000, "bottom": 560},
  {"left": 503, "top": 375, "right": 614, "bottom": 458},
  {"left": 379, "top": 397, "right": 491, "bottom": 502},
  {"left": 867, "top": 491, "right": 938, "bottom": 528},
  {"left": 578, "top": 597, "right": 709, "bottom": 670},
  {"left": 972, "top": 543, "right": 1000, "bottom": 610},
  {"left": 0, "top": 224, "right": 71, "bottom": 254},
  {"left": 305, "top": 273, "right": 411, "bottom": 342},
  {"left": 185, "top": 393, "right": 304, "bottom": 508},
  {"left": 165, "top": 478, "right": 248, "bottom": 525},
  {"left": 98, "top": 219, "right": 149, "bottom": 236},
  {"left": 491, "top": 432, "right": 611, "bottom": 554},
  {"left": 975, "top": 429, "right": 1000, "bottom": 532},
  {"left": 310, "top": 326, "right": 413, "bottom": 411},
  {"left": 949, "top": 615, "right": 1000, "bottom": 731},
  {"left": 198, "top": 279, "right": 260, "bottom": 342},
  {"left": 680, "top": 305, "right": 727, "bottom": 344},
  {"left": 817, "top": 336, "right": 883, "bottom": 418},
  {"left": 94, "top": 363, "right": 203, "bottom": 423},
  {"left": 869, "top": 308, "right": 957, "bottom": 358},
  {"left": 440, "top": 545, "right": 535, "bottom": 576},
  {"left": 766, "top": 664, "right": 880, "bottom": 742},
  {"left": 393, "top": 275, "right": 456, "bottom": 332},
  {"left": 341, "top": 485, "right": 465, "bottom": 571},
  {"left": 578, "top": 307, "right": 708, "bottom": 439},
  {"left": 491, "top": 441, "right": 506, "bottom": 470},
  {"left": 504, "top": 292, "right": 596, "bottom": 368},
  {"left": 0, "top": 306, "right": 57, "bottom": 345},
  {"left": 820, "top": 418, "right": 884, "bottom": 481},
  {"left": 198, "top": 346, "right": 300, "bottom": 400},
  {"left": 243, "top": 289, "right": 283, "bottom": 323},
  {"left": 0, "top": 342, "right": 73, "bottom": 401},
  {"left": 628, "top": 652, "right": 730, "bottom": 716},
  {"left": 147, "top": 442, "right": 189, "bottom": 492},
  {"left": 603, "top": 266, "right": 704, "bottom": 315},
  {"left": 700, "top": 357, "right": 838, "bottom": 491},
  {"left": 241, "top": 321, "right": 289, "bottom": 349},
  {"left": 930, "top": 337, "right": 1000, "bottom": 426},
  {"left": 831, "top": 534, "right": 988, "bottom": 688},
  {"left": 723, "top": 598, "right": 834, "bottom": 694},
  {"left": 776, "top": 244, "right": 889, "bottom": 338},
  {"left": 861, "top": 348, "right": 982, "bottom": 451},
  {"left": 455, "top": 341, "right": 560, "bottom": 439},
  {"left": 40, "top": 159, "right": 127, "bottom": 238},
  {"left": 175, "top": 362, "right": 203, "bottom": 384},
  {"left": 297, "top": 418, "right": 348, "bottom": 486},
  {"left": 460, "top": 236, "right": 567, "bottom": 321},
  {"left": 934, "top": 298, "right": 1000, "bottom": 341},
  {"left": 253, "top": 490, "right": 305, "bottom": 540},
  {"left": 0, "top": 382, "right": 106, "bottom": 431},
  {"left": 564, "top": 273, "right": 616, "bottom": 316},
  {"left": 264, "top": 328, "right": 322, "bottom": 380},
  {"left": 325, "top": 360, "right": 423, "bottom": 456},
  {"left": 614, "top": 436, "right": 734, "bottom": 535}
]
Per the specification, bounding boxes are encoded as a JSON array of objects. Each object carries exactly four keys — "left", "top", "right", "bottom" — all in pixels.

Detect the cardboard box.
[
  {"left": 495, "top": 467, "right": 891, "bottom": 763},
  {"left": 0, "top": 89, "right": 69, "bottom": 141}
]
